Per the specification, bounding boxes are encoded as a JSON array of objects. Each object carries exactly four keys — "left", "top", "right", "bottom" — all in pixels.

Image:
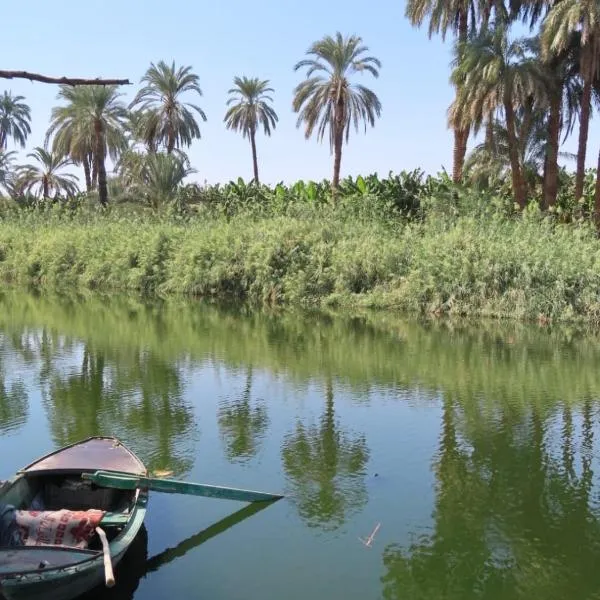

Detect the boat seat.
[{"left": 99, "top": 512, "right": 129, "bottom": 527}]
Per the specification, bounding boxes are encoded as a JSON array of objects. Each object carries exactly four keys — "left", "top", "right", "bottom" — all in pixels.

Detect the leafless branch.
[{"left": 0, "top": 71, "right": 130, "bottom": 86}]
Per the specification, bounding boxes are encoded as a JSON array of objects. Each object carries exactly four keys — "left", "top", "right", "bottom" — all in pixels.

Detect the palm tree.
[
  {"left": 125, "top": 109, "right": 159, "bottom": 154},
  {"left": 16, "top": 147, "right": 79, "bottom": 199},
  {"left": 129, "top": 61, "right": 207, "bottom": 154},
  {"left": 293, "top": 33, "right": 382, "bottom": 192},
  {"left": 450, "top": 26, "right": 548, "bottom": 207},
  {"left": 0, "top": 91, "right": 31, "bottom": 150},
  {"left": 0, "top": 149, "right": 15, "bottom": 193},
  {"left": 464, "top": 107, "right": 560, "bottom": 195},
  {"left": 539, "top": 32, "right": 581, "bottom": 209},
  {"left": 117, "top": 151, "right": 196, "bottom": 210},
  {"left": 405, "top": 0, "right": 483, "bottom": 183},
  {"left": 542, "top": 0, "right": 600, "bottom": 201},
  {"left": 224, "top": 76, "right": 278, "bottom": 183},
  {"left": 46, "top": 85, "right": 128, "bottom": 205}
]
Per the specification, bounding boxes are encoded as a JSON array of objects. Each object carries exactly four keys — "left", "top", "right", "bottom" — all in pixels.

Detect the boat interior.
[{"left": 0, "top": 471, "right": 137, "bottom": 552}]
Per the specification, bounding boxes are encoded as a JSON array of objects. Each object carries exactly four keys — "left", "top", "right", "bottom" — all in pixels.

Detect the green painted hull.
[{"left": 0, "top": 494, "right": 147, "bottom": 600}]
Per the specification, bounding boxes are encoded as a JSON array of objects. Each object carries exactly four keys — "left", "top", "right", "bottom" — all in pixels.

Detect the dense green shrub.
[{"left": 2, "top": 199, "right": 600, "bottom": 326}]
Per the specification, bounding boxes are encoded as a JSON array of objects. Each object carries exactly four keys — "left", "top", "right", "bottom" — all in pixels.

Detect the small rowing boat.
[{"left": 0, "top": 436, "right": 282, "bottom": 600}]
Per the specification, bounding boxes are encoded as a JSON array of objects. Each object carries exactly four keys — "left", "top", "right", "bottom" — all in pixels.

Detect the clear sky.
[{"left": 3, "top": 0, "right": 598, "bottom": 186}]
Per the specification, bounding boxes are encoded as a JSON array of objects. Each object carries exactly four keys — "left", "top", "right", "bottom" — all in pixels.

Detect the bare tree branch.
[{"left": 0, "top": 71, "right": 130, "bottom": 86}]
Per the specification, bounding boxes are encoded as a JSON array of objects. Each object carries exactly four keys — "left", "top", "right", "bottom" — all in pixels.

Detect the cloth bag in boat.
[{"left": 14, "top": 509, "right": 105, "bottom": 549}]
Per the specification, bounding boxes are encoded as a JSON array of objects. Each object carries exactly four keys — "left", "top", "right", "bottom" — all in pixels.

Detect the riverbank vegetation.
[
  {"left": 1, "top": 5, "right": 600, "bottom": 326},
  {"left": 1, "top": 176, "right": 600, "bottom": 326}
]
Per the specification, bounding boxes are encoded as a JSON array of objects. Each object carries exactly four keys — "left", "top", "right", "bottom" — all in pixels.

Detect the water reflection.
[
  {"left": 2, "top": 292, "right": 600, "bottom": 598},
  {"left": 281, "top": 375, "right": 369, "bottom": 531},
  {"left": 381, "top": 398, "right": 600, "bottom": 600},
  {"left": 218, "top": 365, "right": 269, "bottom": 463},
  {"left": 0, "top": 334, "right": 29, "bottom": 434}
]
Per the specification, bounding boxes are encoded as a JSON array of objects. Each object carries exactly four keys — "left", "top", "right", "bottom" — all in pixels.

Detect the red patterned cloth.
[{"left": 14, "top": 509, "right": 105, "bottom": 549}]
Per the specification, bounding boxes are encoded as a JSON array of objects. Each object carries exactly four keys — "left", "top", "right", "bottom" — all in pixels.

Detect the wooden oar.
[
  {"left": 82, "top": 470, "right": 284, "bottom": 503},
  {"left": 95, "top": 526, "right": 115, "bottom": 588}
]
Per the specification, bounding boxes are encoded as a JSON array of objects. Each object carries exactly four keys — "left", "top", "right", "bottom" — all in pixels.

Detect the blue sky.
[{"left": 3, "top": 0, "right": 598, "bottom": 186}]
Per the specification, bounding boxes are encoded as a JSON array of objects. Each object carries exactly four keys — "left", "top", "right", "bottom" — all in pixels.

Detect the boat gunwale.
[
  {"left": 0, "top": 546, "right": 102, "bottom": 579},
  {"left": 17, "top": 436, "right": 147, "bottom": 477}
]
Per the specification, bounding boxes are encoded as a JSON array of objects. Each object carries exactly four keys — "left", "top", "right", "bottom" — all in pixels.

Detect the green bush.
[{"left": 2, "top": 200, "right": 600, "bottom": 326}]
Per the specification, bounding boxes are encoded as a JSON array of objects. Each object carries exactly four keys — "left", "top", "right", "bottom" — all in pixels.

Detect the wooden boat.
[
  {"left": 0, "top": 437, "right": 148, "bottom": 600},
  {"left": 0, "top": 436, "right": 282, "bottom": 600}
]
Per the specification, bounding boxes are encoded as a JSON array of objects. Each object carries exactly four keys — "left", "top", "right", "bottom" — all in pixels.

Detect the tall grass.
[{"left": 1, "top": 202, "right": 600, "bottom": 325}]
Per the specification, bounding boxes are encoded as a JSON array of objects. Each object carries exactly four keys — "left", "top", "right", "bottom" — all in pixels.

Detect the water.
[{"left": 1, "top": 291, "right": 600, "bottom": 599}]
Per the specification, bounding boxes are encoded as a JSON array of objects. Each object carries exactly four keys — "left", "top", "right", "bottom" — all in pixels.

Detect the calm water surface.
[{"left": 1, "top": 291, "right": 600, "bottom": 599}]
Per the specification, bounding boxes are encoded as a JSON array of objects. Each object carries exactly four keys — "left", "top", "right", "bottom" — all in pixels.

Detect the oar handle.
[{"left": 96, "top": 527, "right": 115, "bottom": 588}]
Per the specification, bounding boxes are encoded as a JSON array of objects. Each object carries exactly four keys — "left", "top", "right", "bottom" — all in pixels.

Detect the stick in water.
[
  {"left": 358, "top": 522, "right": 381, "bottom": 548},
  {"left": 96, "top": 527, "right": 115, "bottom": 587}
]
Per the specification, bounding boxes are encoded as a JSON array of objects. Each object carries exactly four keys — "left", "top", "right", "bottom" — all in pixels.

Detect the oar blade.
[{"left": 83, "top": 470, "right": 283, "bottom": 503}]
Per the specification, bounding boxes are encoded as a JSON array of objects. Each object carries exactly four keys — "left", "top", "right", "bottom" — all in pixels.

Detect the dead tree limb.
[{"left": 0, "top": 71, "right": 130, "bottom": 86}]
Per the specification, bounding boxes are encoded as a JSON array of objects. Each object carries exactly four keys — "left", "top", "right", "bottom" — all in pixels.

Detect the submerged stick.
[{"left": 358, "top": 522, "right": 381, "bottom": 548}]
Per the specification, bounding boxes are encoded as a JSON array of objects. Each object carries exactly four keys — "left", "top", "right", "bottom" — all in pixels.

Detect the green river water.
[{"left": 1, "top": 291, "right": 600, "bottom": 599}]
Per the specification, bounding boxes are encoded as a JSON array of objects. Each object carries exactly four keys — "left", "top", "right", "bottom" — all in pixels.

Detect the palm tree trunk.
[
  {"left": 452, "top": 8, "right": 470, "bottom": 184},
  {"left": 83, "top": 156, "right": 92, "bottom": 192},
  {"left": 332, "top": 99, "right": 345, "bottom": 194},
  {"left": 167, "top": 120, "right": 175, "bottom": 154},
  {"left": 42, "top": 175, "right": 49, "bottom": 199},
  {"left": 504, "top": 98, "right": 526, "bottom": 209},
  {"left": 485, "top": 113, "right": 494, "bottom": 150},
  {"left": 94, "top": 119, "right": 108, "bottom": 207},
  {"left": 575, "top": 75, "right": 592, "bottom": 200},
  {"left": 543, "top": 93, "right": 561, "bottom": 210},
  {"left": 91, "top": 152, "right": 98, "bottom": 191},
  {"left": 250, "top": 128, "right": 259, "bottom": 183}
]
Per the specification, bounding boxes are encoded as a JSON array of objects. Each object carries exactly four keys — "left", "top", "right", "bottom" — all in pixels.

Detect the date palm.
[
  {"left": 46, "top": 85, "right": 128, "bottom": 205},
  {"left": 129, "top": 61, "right": 207, "bottom": 154},
  {"left": 0, "top": 91, "right": 31, "bottom": 150},
  {"left": 405, "top": 0, "right": 478, "bottom": 183},
  {"left": 542, "top": 0, "right": 600, "bottom": 201},
  {"left": 16, "top": 147, "right": 79, "bottom": 199},
  {"left": 224, "top": 76, "right": 278, "bottom": 183},
  {"left": 451, "top": 27, "right": 548, "bottom": 207},
  {"left": 293, "top": 32, "right": 382, "bottom": 191}
]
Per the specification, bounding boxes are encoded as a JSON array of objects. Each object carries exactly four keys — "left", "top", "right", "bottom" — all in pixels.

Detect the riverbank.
[{"left": 1, "top": 208, "right": 600, "bottom": 325}]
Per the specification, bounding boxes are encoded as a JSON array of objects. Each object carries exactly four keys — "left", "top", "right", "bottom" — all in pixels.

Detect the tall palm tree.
[
  {"left": 451, "top": 26, "right": 548, "bottom": 207},
  {"left": 16, "top": 147, "right": 79, "bottom": 199},
  {"left": 46, "top": 85, "right": 128, "bottom": 205},
  {"left": 405, "top": 0, "right": 481, "bottom": 183},
  {"left": 0, "top": 91, "right": 31, "bottom": 150},
  {"left": 224, "top": 76, "right": 278, "bottom": 183},
  {"left": 539, "top": 31, "right": 581, "bottom": 209},
  {"left": 293, "top": 32, "right": 382, "bottom": 191},
  {"left": 542, "top": 0, "right": 600, "bottom": 201},
  {"left": 129, "top": 61, "right": 207, "bottom": 154}
]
